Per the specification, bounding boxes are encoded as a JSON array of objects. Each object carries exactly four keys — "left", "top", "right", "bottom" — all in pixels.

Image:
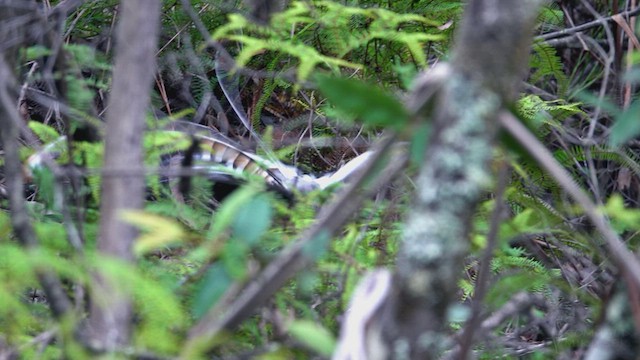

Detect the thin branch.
[
  {"left": 479, "top": 292, "right": 548, "bottom": 332},
  {"left": 536, "top": 6, "right": 640, "bottom": 41},
  {"left": 581, "top": 0, "right": 615, "bottom": 142},
  {"left": 47, "top": 0, "right": 90, "bottom": 17},
  {"left": 498, "top": 111, "right": 640, "bottom": 289},
  {"left": 457, "top": 162, "right": 510, "bottom": 360},
  {"left": 0, "top": 55, "right": 73, "bottom": 318},
  {"left": 443, "top": 292, "right": 548, "bottom": 360}
]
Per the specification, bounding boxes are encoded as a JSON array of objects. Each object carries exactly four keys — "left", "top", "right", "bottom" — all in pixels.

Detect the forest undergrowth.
[{"left": 1, "top": 0, "right": 640, "bottom": 359}]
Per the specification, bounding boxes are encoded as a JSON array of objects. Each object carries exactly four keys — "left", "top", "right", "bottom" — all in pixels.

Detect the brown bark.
[{"left": 88, "top": 0, "right": 160, "bottom": 349}]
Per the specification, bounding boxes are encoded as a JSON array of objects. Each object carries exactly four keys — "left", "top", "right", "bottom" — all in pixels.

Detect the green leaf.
[
  {"left": 32, "top": 167, "right": 56, "bottom": 210},
  {"left": 409, "top": 123, "right": 431, "bottom": 166},
  {"left": 604, "top": 194, "right": 640, "bottom": 233},
  {"left": 24, "top": 45, "right": 52, "bottom": 60},
  {"left": 610, "top": 100, "right": 640, "bottom": 147},
  {"left": 232, "top": 194, "right": 273, "bottom": 245},
  {"left": 296, "top": 271, "right": 319, "bottom": 295},
  {"left": 222, "top": 240, "right": 249, "bottom": 280},
  {"left": 575, "top": 91, "right": 621, "bottom": 117},
  {"left": 208, "top": 185, "right": 262, "bottom": 240},
  {"left": 28, "top": 121, "right": 61, "bottom": 143},
  {"left": 316, "top": 75, "right": 409, "bottom": 130},
  {"left": 121, "top": 211, "right": 186, "bottom": 256},
  {"left": 393, "top": 57, "right": 418, "bottom": 90},
  {"left": 287, "top": 319, "right": 336, "bottom": 356},
  {"left": 302, "top": 230, "right": 331, "bottom": 260},
  {"left": 191, "top": 263, "right": 232, "bottom": 319},
  {"left": 35, "top": 221, "right": 68, "bottom": 252},
  {"left": 65, "top": 74, "right": 94, "bottom": 113}
]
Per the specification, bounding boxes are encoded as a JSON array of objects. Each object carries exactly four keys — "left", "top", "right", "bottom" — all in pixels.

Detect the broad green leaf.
[
  {"left": 604, "top": 194, "right": 640, "bottom": 233},
  {"left": 610, "top": 100, "right": 640, "bottom": 147},
  {"left": 316, "top": 75, "right": 409, "bottom": 130},
  {"left": 232, "top": 194, "right": 273, "bottom": 245},
  {"left": 255, "top": 347, "right": 296, "bottom": 360},
  {"left": 35, "top": 222, "right": 67, "bottom": 252},
  {"left": 32, "top": 167, "right": 56, "bottom": 210},
  {"left": 28, "top": 121, "right": 61, "bottom": 143},
  {"left": 208, "top": 185, "right": 262, "bottom": 240},
  {"left": 296, "top": 271, "right": 319, "bottom": 295},
  {"left": 92, "top": 256, "right": 185, "bottom": 353},
  {"left": 288, "top": 320, "right": 336, "bottom": 356},
  {"left": 409, "top": 122, "right": 431, "bottom": 166},
  {"left": 121, "top": 211, "right": 185, "bottom": 256},
  {"left": 302, "top": 230, "right": 331, "bottom": 260},
  {"left": 575, "top": 91, "right": 621, "bottom": 118},
  {"left": 24, "top": 45, "right": 52, "bottom": 60},
  {"left": 222, "top": 240, "right": 250, "bottom": 280},
  {"left": 191, "top": 263, "right": 232, "bottom": 319},
  {"left": 499, "top": 208, "right": 543, "bottom": 241}
]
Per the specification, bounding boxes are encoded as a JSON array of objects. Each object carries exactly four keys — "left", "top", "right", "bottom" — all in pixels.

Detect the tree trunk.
[
  {"left": 88, "top": 0, "right": 160, "bottom": 349},
  {"left": 381, "top": 1, "right": 545, "bottom": 358}
]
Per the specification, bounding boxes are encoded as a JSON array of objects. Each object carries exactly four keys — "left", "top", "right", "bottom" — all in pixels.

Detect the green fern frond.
[
  {"left": 538, "top": 3, "right": 564, "bottom": 28},
  {"left": 516, "top": 95, "right": 583, "bottom": 144},
  {"left": 493, "top": 252, "right": 547, "bottom": 274},
  {"left": 530, "top": 42, "right": 569, "bottom": 95},
  {"left": 251, "top": 55, "right": 283, "bottom": 126},
  {"left": 554, "top": 145, "right": 640, "bottom": 177},
  {"left": 28, "top": 121, "right": 61, "bottom": 143},
  {"left": 213, "top": 1, "right": 442, "bottom": 81},
  {"left": 75, "top": 141, "right": 104, "bottom": 202}
]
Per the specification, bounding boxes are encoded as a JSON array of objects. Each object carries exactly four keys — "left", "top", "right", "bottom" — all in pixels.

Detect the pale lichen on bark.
[
  {"left": 390, "top": 74, "right": 502, "bottom": 359},
  {"left": 398, "top": 74, "right": 500, "bottom": 281},
  {"left": 379, "top": 1, "right": 546, "bottom": 358}
]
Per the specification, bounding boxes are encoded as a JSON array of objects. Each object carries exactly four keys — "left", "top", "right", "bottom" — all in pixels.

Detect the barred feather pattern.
[
  {"left": 26, "top": 120, "right": 374, "bottom": 198},
  {"left": 165, "top": 121, "right": 321, "bottom": 195}
]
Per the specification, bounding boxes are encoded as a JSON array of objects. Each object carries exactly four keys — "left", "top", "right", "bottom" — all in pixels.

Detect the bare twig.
[
  {"left": 498, "top": 111, "right": 640, "bottom": 289},
  {"left": 0, "top": 55, "right": 73, "bottom": 318},
  {"left": 581, "top": 0, "right": 615, "bottom": 142},
  {"left": 457, "top": 161, "right": 510, "bottom": 360},
  {"left": 479, "top": 292, "right": 549, "bottom": 332},
  {"left": 47, "top": 0, "right": 89, "bottom": 18},
  {"left": 536, "top": 6, "right": 640, "bottom": 41},
  {"left": 444, "top": 292, "right": 548, "bottom": 360}
]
